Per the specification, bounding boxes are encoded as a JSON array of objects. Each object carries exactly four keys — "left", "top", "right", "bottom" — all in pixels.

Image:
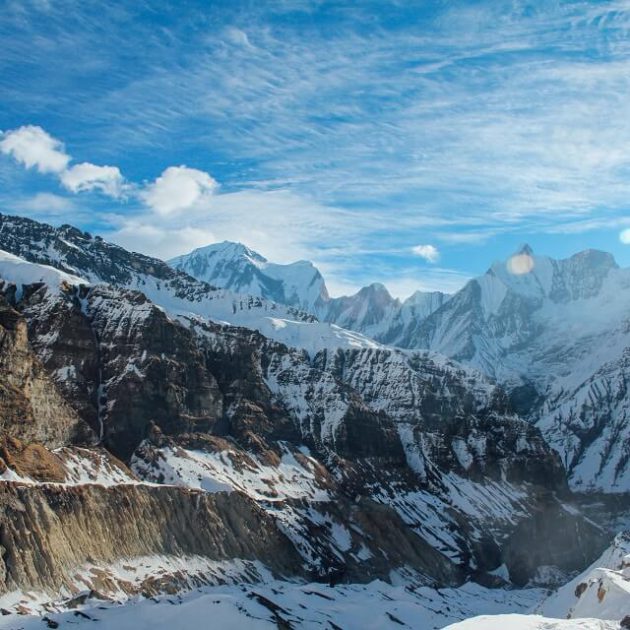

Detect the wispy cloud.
[
  {"left": 2, "top": 1, "right": 630, "bottom": 292},
  {"left": 44, "top": 0, "right": 630, "bottom": 226}
]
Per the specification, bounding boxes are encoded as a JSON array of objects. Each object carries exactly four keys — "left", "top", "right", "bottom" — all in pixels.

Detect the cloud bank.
[{"left": 0, "top": 125, "right": 124, "bottom": 199}]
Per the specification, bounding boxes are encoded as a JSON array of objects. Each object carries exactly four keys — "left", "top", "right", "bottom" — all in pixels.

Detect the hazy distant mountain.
[
  {"left": 412, "top": 245, "right": 630, "bottom": 492},
  {"left": 172, "top": 238, "right": 630, "bottom": 492}
]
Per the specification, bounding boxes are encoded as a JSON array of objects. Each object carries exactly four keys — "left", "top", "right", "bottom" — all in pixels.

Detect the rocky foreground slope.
[{"left": 0, "top": 213, "right": 610, "bottom": 623}]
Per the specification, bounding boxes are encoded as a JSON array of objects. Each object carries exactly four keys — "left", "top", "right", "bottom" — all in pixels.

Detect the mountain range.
[
  {"left": 169, "top": 241, "right": 450, "bottom": 344},
  {"left": 0, "top": 212, "right": 629, "bottom": 628},
  {"left": 172, "top": 237, "right": 630, "bottom": 492}
]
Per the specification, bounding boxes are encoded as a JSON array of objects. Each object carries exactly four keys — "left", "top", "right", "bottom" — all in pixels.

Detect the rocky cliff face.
[
  {"left": 0, "top": 215, "right": 609, "bottom": 610},
  {"left": 0, "top": 481, "right": 303, "bottom": 597},
  {"left": 0, "top": 291, "right": 91, "bottom": 449}
]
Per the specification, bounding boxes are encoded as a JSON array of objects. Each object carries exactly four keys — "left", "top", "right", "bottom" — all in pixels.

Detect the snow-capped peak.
[
  {"left": 173, "top": 240, "right": 267, "bottom": 267},
  {"left": 169, "top": 240, "right": 329, "bottom": 313},
  {"left": 482, "top": 247, "right": 619, "bottom": 308}
]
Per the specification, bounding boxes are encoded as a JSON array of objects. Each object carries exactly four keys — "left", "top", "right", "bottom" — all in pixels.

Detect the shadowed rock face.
[
  {"left": 502, "top": 496, "right": 607, "bottom": 586},
  {"left": 14, "top": 284, "right": 225, "bottom": 460},
  {"left": 0, "top": 482, "right": 304, "bottom": 595}
]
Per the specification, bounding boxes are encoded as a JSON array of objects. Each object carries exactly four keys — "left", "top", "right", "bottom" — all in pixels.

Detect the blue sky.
[{"left": 2, "top": 0, "right": 630, "bottom": 297}]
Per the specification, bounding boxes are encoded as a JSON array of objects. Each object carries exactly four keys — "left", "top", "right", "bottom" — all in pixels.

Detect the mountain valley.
[{"left": 0, "top": 213, "right": 629, "bottom": 628}]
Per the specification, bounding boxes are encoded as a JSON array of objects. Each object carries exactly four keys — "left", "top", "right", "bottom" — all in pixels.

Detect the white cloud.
[
  {"left": 411, "top": 244, "right": 440, "bottom": 263},
  {"left": 0, "top": 126, "right": 125, "bottom": 199},
  {"left": 0, "top": 125, "right": 70, "bottom": 174},
  {"left": 141, "top": 165, "right": 218, "bottom": 216},
  {"left": 60, "top": 162, "right": 124, "bottom": 197},
  {"left": 621, "top": 228, "right": 630, "bottom": 245}
]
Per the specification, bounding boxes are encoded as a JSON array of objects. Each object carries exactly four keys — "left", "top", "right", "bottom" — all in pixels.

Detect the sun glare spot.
[{"left": 507, "top": 253, "right": 534, "bottom": 275}]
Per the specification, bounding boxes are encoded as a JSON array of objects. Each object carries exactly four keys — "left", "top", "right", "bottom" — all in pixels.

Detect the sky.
[{"left": 1, "top": 0, "right": 630, "bottom": 298}]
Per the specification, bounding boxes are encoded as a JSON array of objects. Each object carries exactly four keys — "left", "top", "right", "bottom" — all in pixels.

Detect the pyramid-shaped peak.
[
  {"left": 358, "top": 282, "right": 392, "bottom": 297},
  {"left": 514, "top": 243, "right": 534, "bottom": 256},
  {"left": 195, "top": 241, "right": 267, "bottom": 263}
]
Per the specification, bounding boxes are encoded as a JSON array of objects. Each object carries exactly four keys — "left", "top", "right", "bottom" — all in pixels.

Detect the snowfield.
[
  {"left": 444, "top": 615, "right": 619, "bottom": 629},
  {"left": 0, "top": 578, "right": 547, "bottom": 630}
]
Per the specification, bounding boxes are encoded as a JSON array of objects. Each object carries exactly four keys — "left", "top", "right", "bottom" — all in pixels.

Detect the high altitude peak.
[
  {"left": 514, "top": 243, "right": 534, "bottom": 256},
  {"left": 569, "top": 248, "right": 618, "bottom": 270},
  {"left": 203, "top": 240, "right": 267, "bottom": 263},
  {"left": 359, "top": 282, "right": 392, "bottom": 297}
]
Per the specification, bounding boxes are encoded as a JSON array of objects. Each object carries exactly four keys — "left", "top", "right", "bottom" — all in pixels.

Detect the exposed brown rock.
[
  {"left": 0, "top": 482, "right": 304, "bottom": 596},
  {"left": 0, "top": 437, "right": 66, "bottom": 482},
  {"left": 0, "top": 294, "right": 92, "bottom": 448}
]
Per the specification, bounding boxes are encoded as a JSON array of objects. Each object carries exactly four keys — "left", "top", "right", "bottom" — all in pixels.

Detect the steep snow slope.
[
  {"left": 413, "top": 247, "right": 627, "bottom": 379},
  {"left": 543, "top": 531, "right": 630, "bottom": 621},
  {"left": 0, "top": 249, "right": 86, "bottom": 292}
]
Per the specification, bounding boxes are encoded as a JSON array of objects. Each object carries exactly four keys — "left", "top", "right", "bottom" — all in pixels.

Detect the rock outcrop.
[
  {"left": 0, "top": 481, "right": 303, "bottom": 596},
  {"left": 0, "top": 292, "right": 91, "bottom": 448}
]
